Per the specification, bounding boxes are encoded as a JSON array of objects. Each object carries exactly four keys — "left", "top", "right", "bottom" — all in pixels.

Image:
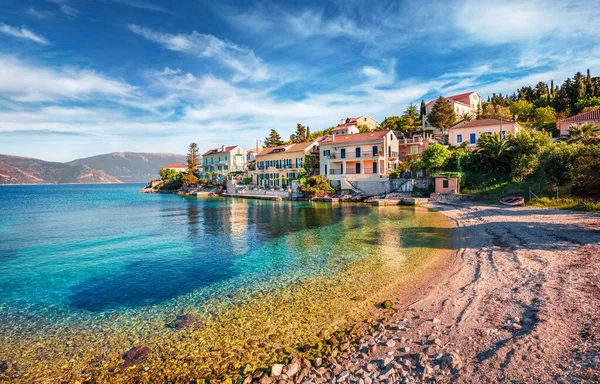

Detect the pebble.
[
  {"left": 386, "top": 340, "right": 396, "bottom": 348},
  {"left": 271, "top": 364, "right": 284, "bottom": 377}
]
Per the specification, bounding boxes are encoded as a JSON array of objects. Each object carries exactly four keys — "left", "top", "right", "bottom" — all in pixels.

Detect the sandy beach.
[{"left": 302, "top": 203, "right": 600, "bottom": 383}]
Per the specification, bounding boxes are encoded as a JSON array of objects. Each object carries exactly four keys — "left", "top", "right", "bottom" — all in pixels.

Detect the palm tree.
[
  {"left": 460, "top": 111, "right": 474, "bottom": 121},
  {"left": 568, "top": 123, "right": 600, "bottom": 143},
  {"left": 476, "top": 133, "right": 512, "bottom": 173}
]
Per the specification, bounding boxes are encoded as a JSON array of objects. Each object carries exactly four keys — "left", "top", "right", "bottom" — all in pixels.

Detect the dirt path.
[{"left": 290, "top": 203, "right": 600, "bottom": 383}]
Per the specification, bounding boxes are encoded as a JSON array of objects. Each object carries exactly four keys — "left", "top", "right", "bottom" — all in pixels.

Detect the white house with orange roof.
[
  {"left": 556, "top": 109, "right": 600, "bottom": 136},
  {"left": 424, "top": 91, "right": 482, "bottom": 128},
  {"left": 319, "top": 130, "right": 398, "bottom": 182},
  {"left": 448, "top": 118, "right": 522, "bottom": 147},
  {"left": 161, "top": 163, "right": 188, "bottom": 173},
  {"left": 202, "top": 145, "right": 247, "bottom": 176},
  {"left": 334, "top": 115, "right": 378, "bottom": 132}
]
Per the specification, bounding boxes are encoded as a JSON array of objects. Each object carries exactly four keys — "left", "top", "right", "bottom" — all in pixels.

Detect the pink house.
[{"left": 556, "top": 109, "right": 600, "bottom": 136}]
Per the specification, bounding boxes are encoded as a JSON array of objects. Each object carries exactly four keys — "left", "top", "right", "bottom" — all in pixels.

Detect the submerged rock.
[
  {"left": 166, "top": 313, "right": 204, "bottom": 330},
  {"left": 0, "top": 360, "right": 11, "bottom": 373},
  {"left": 122, "top": 345, "right": 150, "bottom": 367},
  {"left": 382, "top": 300, "right": 393, "bottom": 309}
]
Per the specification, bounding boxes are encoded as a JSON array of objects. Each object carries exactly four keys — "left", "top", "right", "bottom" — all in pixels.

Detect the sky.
[{"left": 1, "top": 0, "right": 600, "bottom": 162}]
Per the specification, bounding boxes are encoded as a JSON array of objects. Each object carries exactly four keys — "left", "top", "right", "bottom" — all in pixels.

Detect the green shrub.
[
  {"left": 299, "top": 175, "right": 335, "bottom": 197},
  {"left": 571, "top": 144, "right": 600, "bottom": 199},
  {"left": 158, "top": 178, "right": 183, "bottom": 191},
  {"left": 182, "top": 173, "right": 199, "bottom": 186},
  {"left": 159, "top": 168, "right": 180, "bottom": 181},
  {"left": 242, "top": 177, "right": 252, "bottom": 185}
]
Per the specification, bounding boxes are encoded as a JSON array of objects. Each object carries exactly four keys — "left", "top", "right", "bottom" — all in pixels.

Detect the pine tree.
[
  {"left": 290, "top": 123, "right": 308, "bottom": 143},
  {"left": 306, "top": 126, "right": 311, "bottom": 140},
  {"left": 187, "top": 142, "right": 199, "bottom": 173},
  {"left": 427, "top": 97, "right": 456, "bottom": 139},
  {"left": 420, "top": 100, "right": 427, "bottom": 118},
  {"left": 265, "top": 129, "right": 283, "bottom": 147}
]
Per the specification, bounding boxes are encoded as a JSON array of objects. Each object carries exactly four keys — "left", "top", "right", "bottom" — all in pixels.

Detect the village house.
[
  {"left": 556, "top": 108, "right": 600, "bottom": 136},
  {"left": 202, "top": 145, "right": 247, "bottom": 176},
  {"left": 335, "top": 115, "right": 378, "bottom": 132},
  {"left": 448, "top": 118, "right": 522, "bottom": 147},
  {"left": 397, "top": 135, "right": 437, "bottom": 160},
  {"left": 251, "top": 141, "right": 319, "bottom": 188},
  {"left": 424, "top": 91, "right": 482, "bottom": 129},
  {"left": 319, "top": 130, "right": 398, "bottom": 182},
  {"left": 161, "top": 163, "right": 188, "bottom": 173}
]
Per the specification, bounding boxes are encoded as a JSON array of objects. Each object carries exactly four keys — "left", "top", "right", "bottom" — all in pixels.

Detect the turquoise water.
[{"left": 0, "top": 184, "right": 453, "bottom": 381}]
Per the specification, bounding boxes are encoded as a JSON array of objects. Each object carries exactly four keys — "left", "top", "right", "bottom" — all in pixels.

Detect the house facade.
[
  {"left": 161, "top": 163, "right": 188, "bottom": 173},
  {"left": 251, "top": 141, "right": 319, "bottom": 188},
  {"left": 448, "top": 118, "right": 522, "bottom": 147},
  {"left": 397, "top": 136, "right": 437, "bottom": 161},
  {"left": 337, "top": 115, "right": 378, "bottom": 131},
  {"left": 202, "top": 145, "right": 247, "bottom": 176},
  {"left": 556, "top": 109, "right": 600, "bottom": 136},
  {"left": 424, "top": 91, "right": 482, "bottom": 128},
  {"left": 319, "top": 130, "right": 398, "bottom": 181}
]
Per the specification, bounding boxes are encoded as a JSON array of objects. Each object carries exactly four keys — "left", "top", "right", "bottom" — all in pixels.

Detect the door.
[
  {"left": 356, "top": 163, "right": 361, "bottom": 174},
  {"left": 341, "top": 148, "right": 346, "bottom": 159},
  {"left": 373, "top": 162, "right": 378, "bottom": 174}
]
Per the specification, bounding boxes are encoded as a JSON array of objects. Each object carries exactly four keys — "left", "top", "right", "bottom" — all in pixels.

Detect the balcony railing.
[
  {"left": 329, "top": 169, "right": 343, "bottom": 175},
  {"left": 328, "top": 152, "right": 383, "bottom": 159}
]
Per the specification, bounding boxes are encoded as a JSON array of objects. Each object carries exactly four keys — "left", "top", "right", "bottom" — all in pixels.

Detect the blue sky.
[{"left": 1, "top": 0, "right": 599, "bottom": 161}]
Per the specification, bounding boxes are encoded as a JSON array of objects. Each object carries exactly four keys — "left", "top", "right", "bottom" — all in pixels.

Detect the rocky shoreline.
[{"left": 234, "top": 203, "right": 600, "bottom": 384}]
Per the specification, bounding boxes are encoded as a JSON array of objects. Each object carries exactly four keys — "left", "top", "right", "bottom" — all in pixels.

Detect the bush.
[
  {"left": 159, "top": 168, "right": 180, "bottom": 181},
  {"left": 535, "top": 142, "right": 581, "bottom": 185},
  {"left": 299, "top": 175, "right": 335, "bottom": 197},
  {"left": 421, "top": 144, "right": 450, "bottom": 173},
  {"left": 242, "top": 177, "right": 252, "bottom": 185},
  {"left": 198, "top": 178, "right": 208, "bottom": 186},
  {"left": 158, "top": 178, "right": 183, "bottom": 191},
  {"left": 507, "top": 129, "right": 551, "bottom": 181},
  {"left": 182, "top": 173, "right": 199, "bottom": 186},
  {"left": 571, "top": 144, "right": 600, "bottom": 199}
]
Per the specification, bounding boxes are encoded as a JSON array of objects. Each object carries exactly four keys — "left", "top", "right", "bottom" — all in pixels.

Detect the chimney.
[
  {"left": 221, "top": 145, "right": 225, "bottom": 152},
  {"left": 341, "top": 118, "right": 344, "bottom": 125},
  {"left": 332, "top": 134, "right": 335, "bottom": 142}
]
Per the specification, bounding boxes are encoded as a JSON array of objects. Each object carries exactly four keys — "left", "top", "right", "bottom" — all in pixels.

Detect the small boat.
[{"left": 500, "top": 196, "right": 525, "bottom": 206}]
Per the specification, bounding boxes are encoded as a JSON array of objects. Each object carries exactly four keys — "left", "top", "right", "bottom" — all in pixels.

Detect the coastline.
[{"left": 310, "top": 202, "right": 600, "bottom": 383}]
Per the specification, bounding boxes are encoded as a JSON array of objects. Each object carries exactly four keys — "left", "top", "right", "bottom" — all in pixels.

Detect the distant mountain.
[
  {"left": 68, "top": 152, "right": 187, "bottom": 183},
  {"left": 0, "top": 155, "right": 121, "bottom": 185}
]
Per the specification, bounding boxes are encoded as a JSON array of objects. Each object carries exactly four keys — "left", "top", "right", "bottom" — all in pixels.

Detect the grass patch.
[{"left": 528, "top": 197, "right": 600, "bottom": 212}]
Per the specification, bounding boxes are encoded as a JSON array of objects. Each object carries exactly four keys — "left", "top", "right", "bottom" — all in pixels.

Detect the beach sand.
[{"left": 310, "top": 203, "right": 600, "bottom": 383}]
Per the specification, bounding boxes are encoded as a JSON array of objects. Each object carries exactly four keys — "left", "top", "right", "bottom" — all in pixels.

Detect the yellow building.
[
  {"left": 319, "top": 130, "right": 398, "bottom": 181},
  {"left": 251, "top": 141, "right": 319, "bottom": 188},
  {"left": 448, "top": 119, "right": 521, "bottom": 147},
  {"left": 202, "top": 145, "right": 247, "bottom": 176}
]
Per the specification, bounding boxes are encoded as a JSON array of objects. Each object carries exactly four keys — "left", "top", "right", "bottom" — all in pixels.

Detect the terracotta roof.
[
  {"left": 332, "top": 124, "right": 357, "bottom": 131},
  {"left": 203, "top": 145, "right": 239, "bottom": 156},
  {"left": 450, "top": 118, "right": 519, "bottom": 129},
  {"left": 559, "top": 109, "right": 600, "bottom": 122},
  {"left": 447, "top": 91, "right": 476, "bottom": 106},
  {"left": 320, "top": 130, "right": 391, "bottom": 145},
  {"left": 162, "top": 163, "right": 187, "bottom": 169},
  {"left": 257, "top": 141, "right": 317, "bottom": 157}
]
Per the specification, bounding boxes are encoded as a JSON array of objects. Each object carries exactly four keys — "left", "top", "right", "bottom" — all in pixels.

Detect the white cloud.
[
  {"left": 0, "top": 23, "right": 49, "bottom": 44},
  {"left": 27, "top": 7, "right": 53, "bottom": 19},
  {"left": 0, "top": 56, "right": 134, "bottom": 102},
  {"left": 455, "top": 0, "right": 600, "bottom": 45},
  {"left": 128, "top": 24, "right": 270, "bottom": 82},
  {"left": 48, "top": 0, "right": 79, "bottom": 18}
]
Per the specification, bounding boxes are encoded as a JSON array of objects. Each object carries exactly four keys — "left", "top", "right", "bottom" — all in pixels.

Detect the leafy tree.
[
  {"left": 507, "top": 129, "right": 551, "bottom": 181},
  {"left": 567, "top": 123, "right": 600, "bottom": 143},
  {"left": 421, "top": 144, "right": 451, "bottom": 173},
  {"left": 571, "top": 144, "right": 600, "bottom": 199},
  {"left": 358, "top": 124, "right": 371, "bottom": 132},
  {"left": 475, "top": 134, "right": 512, "bottom": 173},
  {"left": 182, "top": 172, "right": 199, "bottom": 186},
  {"left": 380, "top": 116, "right": 402, "bottom": 132},
  {"left": 481, "top": 103, "right": 512, "bottom": 120},
  {"left": 533, "top": 106, "right": 557, "bottom": 127},
  {"left": 399, "top": 103, "right": 421, "bottom": 133},
  {"left": 187, "top": 142, "right": 200, "bottom": 174},
  {"left": 299, "top": 175, "right": 335, "bottom": 197},
  {"left": 535, "top": 142, "right": 581, "bottom": 185},
  {"left": 159, "top": 168, "right": 179, "bottom": 181},
  {"left": 573, "top": 97, "right": 600, "bottom": 114},
  {"left": 290, "top": 123, "right": 308, "bottom": 143},
  {"left": 264, "top": 129, "right": 283, "bottom": 147},
  {"left": 509, "top": 100, "right": 533, "bottom": 121},
  {"left": 446, "top": 144, "right": 475, "bottom": 172},
  {"left": 427, "top": 97, "right": 456, "bottom": 137}
]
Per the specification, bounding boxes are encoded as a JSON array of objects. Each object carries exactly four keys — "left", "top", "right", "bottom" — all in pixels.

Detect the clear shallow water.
[{"left": 0, "top": 184, "right": 453, "bottom": 381}]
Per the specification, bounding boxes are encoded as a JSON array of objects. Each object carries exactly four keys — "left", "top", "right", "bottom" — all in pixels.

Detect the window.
[
  {"left": 324, "top": 164, "right": 327, "bottom": 175},
  {"left": 355, "top": 147, "right": 361, "bottom": 158},
  {"left": 469, "top": 133, "right": 476, "bottom": 144},
  {"left": 225, "top": 156, "right": 227, "bottom": 161},
  {"left": 443, "top": 179, "right": 449, "bottom": 188},
  {"left": 501, "top": 130, "right": 506, "bottom": 139},
  {"left": 323, "top": 150, "right": 331, "bottom": 156},
  {"left": 457, "top": 134, "right": 463, "bottom": 143},
  {"left": 340, "top": 148, "right": 346, "bottom": 159},
  {"left": 410, "top": 146, "right": 419, "bottom": 154},
  {"left": 372, "top": 146, "right": 378, "bottom": 156}
]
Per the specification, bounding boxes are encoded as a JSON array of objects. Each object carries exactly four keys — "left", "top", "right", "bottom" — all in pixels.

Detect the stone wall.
[{"left": 429, "top": 193, "right": 474, "bottom": 203}]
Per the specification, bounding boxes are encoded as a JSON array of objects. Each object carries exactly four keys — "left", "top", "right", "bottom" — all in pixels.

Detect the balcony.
[
  {"left": 329, "top": 169, "right": 343, "bottom": 175},
  {"left": 328, "top": 152, "right": 383, "bottom": 160}
]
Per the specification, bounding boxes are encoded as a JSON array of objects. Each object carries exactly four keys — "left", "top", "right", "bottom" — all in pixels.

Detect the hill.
[
  {"left": 68, "top": 152, "right": 187, "bottom": 183},
  {"left": 0, "top": 155, "right": 121, "bottom": 185}
]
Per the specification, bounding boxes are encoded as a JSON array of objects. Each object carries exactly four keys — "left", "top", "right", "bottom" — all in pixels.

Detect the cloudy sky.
[{"left": 1, "top": 0, "right": 599, "bottom": 161}]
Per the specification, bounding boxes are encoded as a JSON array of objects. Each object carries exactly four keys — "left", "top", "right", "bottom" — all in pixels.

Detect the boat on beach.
[{"left": 500, "top": 196, "right": 525, "bottom": 206}]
